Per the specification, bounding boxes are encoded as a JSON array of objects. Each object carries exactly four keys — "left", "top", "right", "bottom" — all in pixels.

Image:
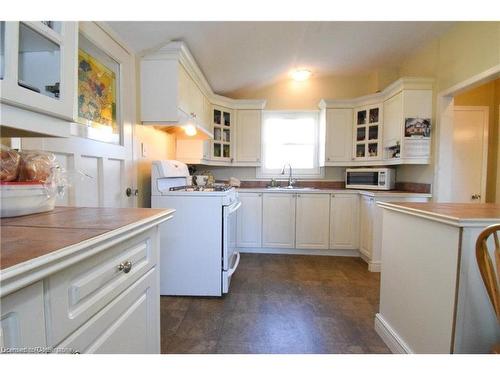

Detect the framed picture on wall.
[{"left": 77, "top": 34, "right": 121, "bottom": 144}]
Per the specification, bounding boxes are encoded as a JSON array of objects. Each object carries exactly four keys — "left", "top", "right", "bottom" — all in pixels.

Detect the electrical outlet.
[{"left": 141, "top": 142, "right": 147, "bottom": 158}]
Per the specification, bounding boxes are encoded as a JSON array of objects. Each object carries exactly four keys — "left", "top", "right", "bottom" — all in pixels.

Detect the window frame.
[{"left": 257, "top": 110, "right": 324, "bottom": 179}]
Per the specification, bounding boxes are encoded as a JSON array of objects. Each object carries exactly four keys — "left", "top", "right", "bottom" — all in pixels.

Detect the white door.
[
  {"left": 451, "top": 106, "right": 489, "bottom": 203},
  {"left": 235, "top": 109, "right": 262, "bottom": 163},
  {"left": 262, "top": 193, "right": 296, "bottom": 248},
  {"left": 330, "top": 193, "right": 359, "bottom": 249},
  {"left": 295, "top": 193, "right": 330, "bottom": 249},
  {"left": 359, "top": 195, "right": 374, "bottom": 259},
  {"left": 325, "top": 108, "right": 353, "bottom": 162},
  {"left": 21, "top": 22, "right": 137, "bottom": 208},
  {"left": 236, "top": 192, "right": 263, "bottom": 248}
]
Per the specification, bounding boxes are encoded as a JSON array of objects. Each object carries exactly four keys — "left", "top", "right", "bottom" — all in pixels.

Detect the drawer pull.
[{"left": 118, "top": 261, "right": 132, "bottom": 274}]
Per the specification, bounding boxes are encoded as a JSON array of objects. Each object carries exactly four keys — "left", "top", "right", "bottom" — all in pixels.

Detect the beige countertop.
[
  {"left": 0, "top": 207, "right": 174, "bottom": 270},
  {"left": 377, "top": 202, "right": 500, "bottom": 227}
]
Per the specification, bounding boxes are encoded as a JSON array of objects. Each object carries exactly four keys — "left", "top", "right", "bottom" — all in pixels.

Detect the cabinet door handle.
[
  {"left": 331, "top": 194, "right": 335, "bottom": 197},
  {"left": 118, "top": 261, "right": 132, "bottom": 274}
]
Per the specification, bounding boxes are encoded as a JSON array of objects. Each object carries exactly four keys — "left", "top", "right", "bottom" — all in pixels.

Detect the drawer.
[
  {"left": 46, "top": 227, "right": 158, "bottom": 346},
  {"left": 55, "top": 267, "right": 159, "bottom": 354}
]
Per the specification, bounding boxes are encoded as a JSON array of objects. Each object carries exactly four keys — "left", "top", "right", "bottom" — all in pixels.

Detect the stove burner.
[{"left": 169, "top": 185, "right": 233, "bottom": 192}]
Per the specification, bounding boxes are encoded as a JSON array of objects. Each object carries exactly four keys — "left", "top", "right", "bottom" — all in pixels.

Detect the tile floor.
[{"left": 161, "top": 253, "right": 390, "bottom": 354}]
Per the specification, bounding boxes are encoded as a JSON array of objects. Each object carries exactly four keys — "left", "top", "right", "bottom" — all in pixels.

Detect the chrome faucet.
[{"left": 281, "top": 163, "right": 295, "bottom": 188}]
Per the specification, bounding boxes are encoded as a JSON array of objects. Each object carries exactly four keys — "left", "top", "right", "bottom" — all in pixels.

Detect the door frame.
[
  {"left": 434, "top": 64, "right": 500, "bottom": 202},
  {"left": 452, "top": 106, "right": 489, "bottom": 203}
]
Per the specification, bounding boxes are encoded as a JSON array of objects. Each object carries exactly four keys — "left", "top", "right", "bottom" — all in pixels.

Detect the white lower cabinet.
[
  {"left": 359, "top": 195, "right": 374, "bottom": 258},
  {"left": 236, "top": 192, "right": 263, "bottom": 247},
  {"left": 330, "top": 193, "right": 359, "bottom": 249},
  {"left": 262, "top": 193, "right": 296, "bottom": 248},
  {"left": 55, "top": 268, "right": 159, "bottom": 354},
  {"left": 0, "top": 282, "right": 46, "bottom": 350},
  {"left": 295, "top": 193, "right": 330, "bottom": 249},
  {"left": 0, "top": 226, "right": 161, "bottom": 354}
]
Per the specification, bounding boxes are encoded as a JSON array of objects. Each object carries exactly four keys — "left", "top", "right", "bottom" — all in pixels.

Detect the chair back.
[{"left": 476, "top": 224, "right": 500, "bottom": 322}]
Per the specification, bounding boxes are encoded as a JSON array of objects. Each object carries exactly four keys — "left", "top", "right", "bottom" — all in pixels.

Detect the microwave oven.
[{"left": 345, "top": 168, "right": 395, "bottom": 190}]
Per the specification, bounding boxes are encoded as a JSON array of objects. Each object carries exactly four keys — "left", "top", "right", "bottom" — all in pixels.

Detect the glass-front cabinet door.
[
  {"left": 212, "top": 105, "right": 233, "bottom": 162},
  {"left": 353, "top": 104, "right": 382, "bottom": 160},
  {"left": 0, "top": 21, "right": 78, "bottom": 122}
]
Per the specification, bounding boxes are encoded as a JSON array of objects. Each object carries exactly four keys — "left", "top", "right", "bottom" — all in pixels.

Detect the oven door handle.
[
  {"left": 227, "top": 251, "right": 241, "bottom": 277},
  {"left": 227, "top": 200, "right": 242, "bottom": 214}
]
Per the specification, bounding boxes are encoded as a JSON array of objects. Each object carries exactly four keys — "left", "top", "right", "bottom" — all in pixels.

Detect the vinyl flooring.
[{"left": 160, "top": 253, "right": 390, "bottom": 354}]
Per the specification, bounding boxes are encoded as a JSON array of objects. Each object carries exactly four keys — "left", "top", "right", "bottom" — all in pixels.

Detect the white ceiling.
[{"left": 106, "top": 21, "right": 454, "bottom": 94}]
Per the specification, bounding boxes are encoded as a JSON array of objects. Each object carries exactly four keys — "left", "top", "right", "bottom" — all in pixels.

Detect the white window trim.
[{"left": 257, "top": 110, "right": 324, "bottom": 179}]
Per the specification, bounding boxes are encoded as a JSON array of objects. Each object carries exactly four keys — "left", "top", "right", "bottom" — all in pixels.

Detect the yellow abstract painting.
[{"left": 77, "top": 49, "right": 117, "bottom": 134}]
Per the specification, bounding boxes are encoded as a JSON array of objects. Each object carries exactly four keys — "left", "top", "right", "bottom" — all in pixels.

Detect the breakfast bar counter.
[{"left": 375, "top": 202, "right": 500, "bottom": 354}]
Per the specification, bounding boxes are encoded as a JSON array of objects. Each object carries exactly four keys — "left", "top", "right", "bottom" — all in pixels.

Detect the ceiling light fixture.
[{"left": 291, "top": 69, "right": 312, "bottom": 82}]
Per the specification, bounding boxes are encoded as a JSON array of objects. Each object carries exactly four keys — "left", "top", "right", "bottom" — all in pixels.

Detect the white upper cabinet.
[
  {"left": 211, "top": 105, "right": 234, "bottom": 162},
  {"left": 262, "top": 193, "right": 296, "bottom": 248},
  {"left": 295, "top": 193, "right": 330, "bottom": 250},
  {"left": 140, "top": 42, "right": 209, "bottom": 130},
  {"left": 320, "top": 106, "right": 353, "bottom": 165},
  {"left": 330, "top": 193, "right": 359, "bottom": 249},
  {"left": 237, "top": 192, "right": 263, "bottom": 248},
  {"left": 318, "top": 77, "right": 434, "bottom": 166},
  {"left": 0, "top": 21, "right": 78, "bottom": 137},
  {"left": 383, "top": 89, "right": 433, "bottom": 163},
  {"left": 354, "top": 104, "right": 383, "bottom": 161},
  {"left": 235, "top": 109, "right": 262, "bottom": 164}
]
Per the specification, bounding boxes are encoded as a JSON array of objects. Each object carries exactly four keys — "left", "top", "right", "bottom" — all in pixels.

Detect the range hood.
[{"left": 153, "top": 110, "right": 213, "bottom": 140}]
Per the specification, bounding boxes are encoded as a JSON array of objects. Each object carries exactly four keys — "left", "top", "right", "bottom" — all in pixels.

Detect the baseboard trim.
[
  {"left": 374, "top": 313, "right": 413, "bottom": 354},
  {"left": 239, "top": 247, "right": 360, "bottom": 257},
  {"left": 368, "top": 261, "right": 381, "bottom": 272}
]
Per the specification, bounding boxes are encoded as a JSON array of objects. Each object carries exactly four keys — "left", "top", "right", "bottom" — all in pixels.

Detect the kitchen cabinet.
[
  {"left": 55, "top": 268, "right": 158, "bottom": 354},
  {"left": 0, "top": 21, "right": 78, "bottom": 137},
  {"left": 237, "top": 192, "right": 263, "bottom": 247},
  {"left": 330, "top": 193, "right": 359, "bottom": 249},
  {"left": 262, "top": 193, "right": 296, "bottom": 248},
  {"left": 383, "top": 89, "right": 432, "bottom": 163},
  {"left": 359, "top": 195, "right": 374, "bottom": 259},
  {"left": 295, "top": 193, "right": 330, "bottom": 249},
  {"left": 0, "top": 207, "right": 173, "bottom": 354},
  {"left": 212, "top": 105, "right": 234, "bottom": 161},
  {"left": 0, "top": 282, "right": 46, "bottom": 349},
  {"left": 140, "top": 42, "right": 209, "bottom": 129},
  {"left": 319, "top": 106, "right": 353, "bottom": 164},
  {"left": 235, "top": 109, "right": 262, "bottom": 164},
  {"left": 354, "top": 104, "right": 383, "bottom": 160}
]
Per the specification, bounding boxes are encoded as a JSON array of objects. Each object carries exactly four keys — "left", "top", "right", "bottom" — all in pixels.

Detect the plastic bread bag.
[
  {"left": 0, "top": 145, "right": 21, "bottom": 182},
  {"left": 17, "top": 150, "right": 68, "bottom": 200}
]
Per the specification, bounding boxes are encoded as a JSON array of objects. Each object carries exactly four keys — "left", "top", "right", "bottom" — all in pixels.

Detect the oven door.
[{"left": 222, "top": 200, "right": 241, "bottom": 293}]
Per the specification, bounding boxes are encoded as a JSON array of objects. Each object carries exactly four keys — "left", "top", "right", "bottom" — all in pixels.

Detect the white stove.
[{"left": 151, "top": 160, "right": 241, "bottom": 296}]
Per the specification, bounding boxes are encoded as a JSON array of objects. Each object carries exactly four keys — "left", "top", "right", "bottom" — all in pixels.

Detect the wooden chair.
[{"left": 475, "top": 223, "right": 500, "bottom": 354}]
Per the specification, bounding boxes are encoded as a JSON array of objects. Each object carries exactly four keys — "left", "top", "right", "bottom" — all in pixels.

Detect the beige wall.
[
  {"left": 135, "top": 125, "right": 176, "bottom": 207},
  {"left": 454, "top": 79, "right": 499, "bottom": 202},
  {"left": 397, "top": 21, "right": 500, "bottom": 192},
  {"left": 227, "top": 73, "right": 377, "bottom": 110}
]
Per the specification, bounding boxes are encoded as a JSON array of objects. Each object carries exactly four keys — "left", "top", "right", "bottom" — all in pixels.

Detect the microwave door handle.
[
  {"left": 228, "top": 201, "right": 242, "bottom": 214},
  {"left": 227, "top": 251, "right": 241, "bottom": 277}
]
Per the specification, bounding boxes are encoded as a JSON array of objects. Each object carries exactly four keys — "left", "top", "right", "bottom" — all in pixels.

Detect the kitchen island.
[
  {"left": 375, "top": 202, "right": 500, "bottom": 354},
  {"left": 0, "top": 206, "right": 175, "bottom": 353}
]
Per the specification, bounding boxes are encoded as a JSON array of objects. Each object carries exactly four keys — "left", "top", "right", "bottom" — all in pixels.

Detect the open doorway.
[{"left": 435, "top": 75, "right": 500, "bottom": 203}]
